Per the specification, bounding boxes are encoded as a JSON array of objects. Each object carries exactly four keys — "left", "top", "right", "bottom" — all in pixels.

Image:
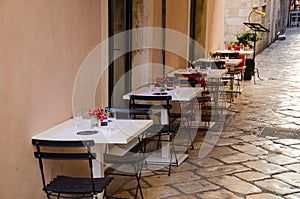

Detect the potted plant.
[
  {"left": 235, "top": 30, "right": 264, "bottom": 49},
  {"left": 235, "top": 30, "right": 263, "bottom": 80}
]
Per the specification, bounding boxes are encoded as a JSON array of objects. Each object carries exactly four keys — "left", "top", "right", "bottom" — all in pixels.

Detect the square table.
[
  {"left": 31, "top": 119, "right": 153, "bottom": 178},
  {"left": 168, "top": 68, "right": 228, "bottom": 79},
  {"left": 123, "top": 86, "right": 203, "bottom": 166},
  {"left": 123, "top": 86, "right": 203, "bottom": 102}
]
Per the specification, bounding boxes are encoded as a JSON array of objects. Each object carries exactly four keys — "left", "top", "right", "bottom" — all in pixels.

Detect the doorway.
[{"left": 108, "top": 0, "right": 132, "bottom": 107}]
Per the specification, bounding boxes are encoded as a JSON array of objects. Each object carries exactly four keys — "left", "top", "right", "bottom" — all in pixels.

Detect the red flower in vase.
[
  {"left": 88, "top": 108, "right": 107, "bottom": 122},
  {"left": 156, "top": 76, "right": 170, "bottom": 85}
]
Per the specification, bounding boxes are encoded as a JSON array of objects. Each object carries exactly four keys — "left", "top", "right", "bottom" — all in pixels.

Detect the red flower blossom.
[
  {"left": 156, "top": 76, "right": 170, "bottom": 84},
  {"left": 88, "top": 108, "right": 107, "bottom": 122}
]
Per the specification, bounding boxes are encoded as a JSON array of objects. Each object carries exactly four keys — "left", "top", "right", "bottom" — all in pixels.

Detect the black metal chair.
[
  {"left": 129, "top": 94, "right": 180, "bottom": 176},
  {"left": 32, "top": 139, "right": 113, "bottom": 199},
  {"left": 104, "top": 108, "right": 150, "bottom": 199}
]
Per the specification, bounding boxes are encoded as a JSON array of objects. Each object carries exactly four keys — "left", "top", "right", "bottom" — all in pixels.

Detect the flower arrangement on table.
[
  {"left": 88, "top": 108, "right": 107, "bottom": 127},
  {"left": 156, "top": 76, "right": 170, "bottom": 91},
  {"left": 191, "top": 59, "right": 203, "bottom": 69}
]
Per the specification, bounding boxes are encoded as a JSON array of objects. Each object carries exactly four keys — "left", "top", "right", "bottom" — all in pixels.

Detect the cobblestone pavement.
[{"left": 111, "top": 28, "right": 300, "bottom": 199}]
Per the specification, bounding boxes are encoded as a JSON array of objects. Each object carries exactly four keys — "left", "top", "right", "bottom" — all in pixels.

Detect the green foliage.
[{"left": 235, "top": 30, "right": 264, "bottom": 48}]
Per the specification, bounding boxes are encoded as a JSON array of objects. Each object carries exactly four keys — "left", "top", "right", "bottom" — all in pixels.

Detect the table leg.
[
  {"left": 161, "top": 135, "right": 170, "bottom": 159},
  {"left": 230, "top": 65, "right": 234, "bottom": 91}
]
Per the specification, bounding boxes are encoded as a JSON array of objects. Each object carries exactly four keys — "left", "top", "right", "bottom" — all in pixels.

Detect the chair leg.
[
  {"left": 187, "top": 122, "right": 194, "bottom": 150},
  {"left": 205, "top": 101, "right": 210, "bottom": 128},
  {"left": 138, "top": 136, "right": 144, "bottom": 153},
  {"left": 188, "top": 102, "right": 195, "bottom": 150},
  {"left": 93, "top": 194, "right": 98, "bottom": 199},
  {"left": 133, "top": 163, "right": 144, "bottom": 199},
  {"left": 168, "top": 137, "right": 178, "bottom": 176},
  {"left": 168, "top": 152, "right": 172, "bottom": 176},
  {"left": 46, "top": 192, "right": 51, "bottom": 199},
  {"left": 157, "top": 133, "right": 161, "bottom": 150}
]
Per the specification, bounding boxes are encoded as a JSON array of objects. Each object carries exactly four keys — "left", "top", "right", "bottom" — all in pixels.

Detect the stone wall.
[
  {"left": 225, "top": 0, "right": 289, "bottom": 53},
  {"left": 224, "top": 0, "right": 253, "bottom": 46}
]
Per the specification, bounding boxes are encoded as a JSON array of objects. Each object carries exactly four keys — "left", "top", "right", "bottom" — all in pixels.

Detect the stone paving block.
[
  {"left": 216, "top": 153, "right": 258, "bottom": 164},
  {"left": 232, "top": 143, "right": 268, "bottom": 156},
  {"left": 191, "top": 141, "right": 203, "bottom": 149},
  {"left": 285, "top": 163, "right": 300, "bottom": 172},
  {"left": 171, "top": 162, "right": 198, "bottom": 172},
  {"left": 291, "top": 144, "right": 300, "bottom": 150},
  {"left": 143, "top": 171, "right": 201, "bottom": 187},
  {"left": 251, "top": 140, "right": 274, "bottom": 146},
  {"left": 261, "top": 143, "right": 300, "bottom": 158},
  {"left": 188, "top": 149, "right": 202, "bottom": 158},
  {"left": 196, "top": 164, "right": 250, "bottom": 177},
  {"left": 254, "top": 179, "right": 300, "bottom": 195},
  {"left": 245, "top": 193, "right": 284, "bottom": 199},
  {"left": 207, "top": 146, "right": 239, "bottom": 157},
  {"left": 234, "top": 171, "right": 270, "bottom": 182},
  {"left": 122, "top": 176, "right": 149, "bottom": 190},
  {"left": 141, "top": 186, "right": 180, "bottom": 198},
  {"left": 220, "top": 131, "right": 243, "bottom": 138},
  {"left": 264, "top": 154, "right": 299, "bottom": 165},
  {"left": 208, "top": 175, "right": 261, "bottom": 195},
  {"left": 215, "top": 138, "right": 243, "bottom": 146},
  {"left": 167, "top": 195, "right": 198, "bottom": 199},
  {"left": 238, "top": 134, "right": 262, "bottom": 142},
  {"left": 197, "top": 189, "right": 242, "bottom": 199},
  {"left": 285, "top": 193, "right": 300, "bottom": 199},
  {"left": 111, "top": 190, "right": 132, "bottom": 199},
  {"left": 172, "top": 180, "right": 219, "bottom": 194},
  {"left": 273, "top": 139, "right": 300, "bottom": 145},
  {"left": 189, "top": 157, "right": 223, "bottom": 168},
  {"left": 243, "top": 160, "right": 289, "bottom": 174},
  {"left": 273, "top": 172, "right": 300, "bottom": 187}
]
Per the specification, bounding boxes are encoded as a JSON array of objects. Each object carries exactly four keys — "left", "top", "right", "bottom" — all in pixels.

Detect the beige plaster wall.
[
  {"left": 0, "top": 0, "right": 101, "bottom": 198},
  {"left": 165, "top": 0, "right": 190, "bottom": 70},
  {"left": 206, "top": 0, "right": 226, "bottom": 53},
  {"left": 132, "top": 0, "right": 191, "bottom": 84}
]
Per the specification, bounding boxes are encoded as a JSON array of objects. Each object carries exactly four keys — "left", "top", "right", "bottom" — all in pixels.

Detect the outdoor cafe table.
[
  {"left": 214, "top": 49, "right": 254, "bottom": 57},
  {"left": 122, "top": 86, "right": 203, "bottom": 102},
  {"left": 223, "top": 59, "right": 242, "bottom": 90},
  {"left": 177, "top": 59, "right": 242, "bottom": 91},
  {"left": 168, "top": 68, "right": 228, "bottom": 107},
  {"left": 123, "top": 86, "right": 203, "bottom": 165},
  {"left": 31, "top": 119, "right": 153, "bottom": 179},
  {"left": 168, "top": 68, "right": 228, "bottom": 79}
]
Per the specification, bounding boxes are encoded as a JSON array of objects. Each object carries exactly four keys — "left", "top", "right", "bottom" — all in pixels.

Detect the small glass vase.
[
  {"left": 91, "top": 116, "right": 98, "bottom": 128},
  {"left": 160, "top": 84, "right": 167, "bottom": 92}
]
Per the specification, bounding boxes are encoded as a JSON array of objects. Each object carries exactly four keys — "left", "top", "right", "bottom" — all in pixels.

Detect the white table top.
[
  {"left": 214, "top": 49, "right": 254, "bottom": 55},
  {"left": 123, "top": 86, "right": 203, "bottom": 102},
  {"left": 168, "top": 69, "right": 228, "bottom": 78},
  {"left": 32, "top": 119, "right": 153, "bottom": 144},
  {"left": 224, "top": 59, "right": 242, "bottom": 66}
]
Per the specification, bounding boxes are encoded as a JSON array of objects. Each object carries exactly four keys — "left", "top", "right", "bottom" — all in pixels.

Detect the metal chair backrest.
[
  {"left": 105, "top": 107, "right": 151, "bottom": 119},
  {"left": 32, "top": 139, "right": 96, "bottom": 195},
  {"left": 129, "top": 94, "right": 172, "bottom": 127}
]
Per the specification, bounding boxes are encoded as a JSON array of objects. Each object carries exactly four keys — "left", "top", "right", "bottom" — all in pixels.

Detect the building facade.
[
  {"left": 224, "top": 0, "right": 289, "bottom": 53},
  {"left": 0, "top": 1, "right": 288, "bottom": 198}
]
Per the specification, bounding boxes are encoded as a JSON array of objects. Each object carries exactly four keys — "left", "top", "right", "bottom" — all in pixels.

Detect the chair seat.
[
  {"left": 104, "top": 154, "right": 145, "bottom": 165},
  {"left": 47, "top": 175, "right": 113, "bottom": 194},
  {"left": 145, "top": 122, "right": 180, "bottom": 136},
  {"left": 169, "top": 112, "right": 190, "bottom": 119},
  {"left": 196, "top": 96, "right": 211, "bottom": 103}
]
